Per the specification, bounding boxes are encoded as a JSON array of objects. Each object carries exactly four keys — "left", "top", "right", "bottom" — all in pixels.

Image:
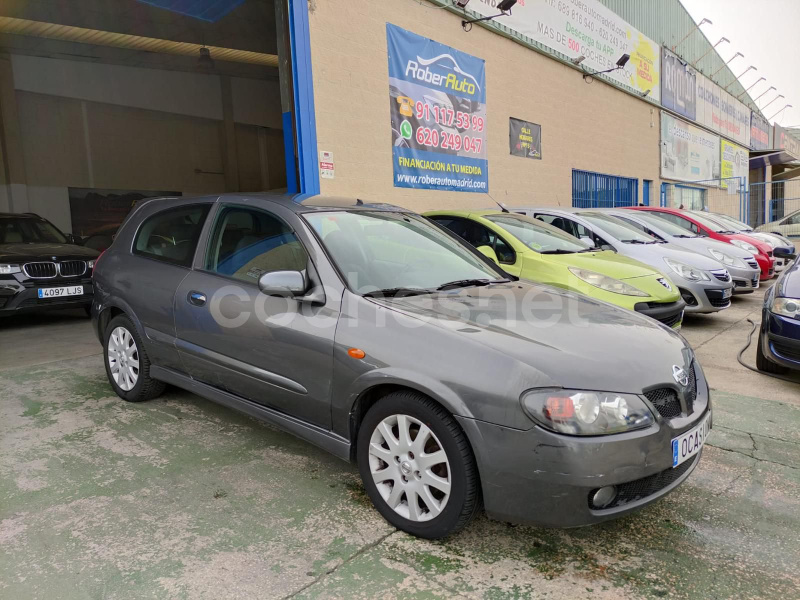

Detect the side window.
[
  {"left": 133, "top": 204, "right": 210, "bottom": 267},
  {"left": 430, "top": 217, "right": 470, "bottom": 240},
  {"left": 433, "top": 217, "right": 515, "bottom": 264},
  {"left": 205, "top": 206, "right": 307, "bottom": 284},
  {"left": 655, "top": 212, "right": 692, "bottom": 231},
  {"left": 786, "top": 213, "right": 800, "bottom": 225},
  {"left": 617, "top": 217, "right": 648, "bottom": 234},
  {"left": 535, "top": 214, "right": 575, "bottom": 237}
]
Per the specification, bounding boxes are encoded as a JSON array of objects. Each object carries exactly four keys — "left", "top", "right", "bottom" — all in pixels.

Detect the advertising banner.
[
  {"left": 774, "top": 124, "right": 800, "bottom": 157},
  {"left": 387, "top": 23, "right": 488, "bottom": 192},
  {"left": 468, "top": 0, "right": 660, "bottom": 100},
  {"left": 750, "top": 112, "right": 771, "bottom": 151},
  {"left": 720, "top": 139, "right": 749, "bottom": 189},
  {"left": 661, "top": 112, "right": 720, "bottom": 184},
  {"left": 509, "top": 117, "right": 542, "bottom": 159},
  {"left": 661, "top": 48, "right": 696, "bottom": 120},
  {"left": 695, "top": 73, "right": 750, "bottom": 146}
]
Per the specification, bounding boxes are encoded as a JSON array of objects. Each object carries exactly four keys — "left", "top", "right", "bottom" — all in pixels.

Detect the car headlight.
[
  {"left": 522, "top": 389, "right": 654, "bottom": 435},
  {"left": 730, "top": 239, "right": 759, "bottom": 255},
  {"left": 87, "top": 259, "right": 96, "bottom": 270},
  {"left": 568, "top": 267, "right": 649, "bottom": 296},
  {"left": 664, "top": 258, "right": 711, "bottom": 282},
  {"left": 0, "top": 263, "right": 21, "bottom": 275},
  {"left": 771, "top": 296, "right": 800, "bottom": 320},
  {"left": 750, "top": 234, "right": 778, "bottom": 248},
  {"left": 708, "top": 249, "right": 746, "bottom": 268}
]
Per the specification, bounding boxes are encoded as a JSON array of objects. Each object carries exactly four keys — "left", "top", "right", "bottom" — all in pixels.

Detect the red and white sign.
[{"left": 319, "top": 150, "right": 334, "bottom": 179}]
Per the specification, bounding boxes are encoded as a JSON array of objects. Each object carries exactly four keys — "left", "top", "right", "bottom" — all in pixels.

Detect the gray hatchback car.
[{"left": 92, "top": 194, "right": 711, "bottom": 538}]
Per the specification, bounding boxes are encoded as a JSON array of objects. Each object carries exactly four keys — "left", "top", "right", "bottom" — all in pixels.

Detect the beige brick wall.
[{"left": 307, "top": 0, "right": 661, "bottom": 212}]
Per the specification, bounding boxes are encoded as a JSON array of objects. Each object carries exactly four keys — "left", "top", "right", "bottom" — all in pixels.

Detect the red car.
[{"left": 625, "top": 207, "right": 775, "bottom": 280}]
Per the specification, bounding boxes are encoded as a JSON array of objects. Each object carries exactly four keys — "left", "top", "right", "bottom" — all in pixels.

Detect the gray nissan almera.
[{"left": 92, "top": 194, "right": 711, "bottom": 538}]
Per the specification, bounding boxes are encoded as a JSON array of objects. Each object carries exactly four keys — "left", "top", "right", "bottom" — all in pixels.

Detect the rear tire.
[
  {"left": 103, "top": 315, "right": 166, "bottom": 402},
  {"left": 356, "top": 390, "right": 481, "bottom": 539},
  {"left": 756, "top": 335, "right": 788, "bottom": 374}
]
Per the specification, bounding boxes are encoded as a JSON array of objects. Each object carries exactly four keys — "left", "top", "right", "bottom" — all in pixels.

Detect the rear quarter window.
[{"left": 133, "top": 204, "right": 210, "bottom": 267}]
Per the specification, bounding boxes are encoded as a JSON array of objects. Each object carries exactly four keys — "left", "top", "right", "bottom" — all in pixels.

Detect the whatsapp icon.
[{"left": 400, "top": 120, "right": 412, "bottom": 140}]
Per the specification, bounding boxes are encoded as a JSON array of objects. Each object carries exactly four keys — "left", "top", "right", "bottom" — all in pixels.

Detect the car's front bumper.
[
  {"left": 0, "top": 278, "right": 93, "bottom": 315},
  {"left": 458, "top": 364, "right": 711, "bottom": 528},
  {"left": 633, "top": 299, "right": 685, "bottom": 329},
  {"left": 760, "top": 310, "right": 800, "bottom": 371},
  {"left": 676, "top": 278, "right": 733, "bottom": 313},
  {"left": 728, "top": 264, "right": 761, "bottom": 294}
]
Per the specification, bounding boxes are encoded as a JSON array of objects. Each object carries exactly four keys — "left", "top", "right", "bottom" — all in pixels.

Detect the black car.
[
  {"left": 758, "top": 256, "right": 800, "bottom": 374},
  {"left": 0, "top": 212, "right": 99, "bottom": 316}
]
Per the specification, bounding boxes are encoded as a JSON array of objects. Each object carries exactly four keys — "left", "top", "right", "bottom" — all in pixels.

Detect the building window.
[{"left": 572, "top": 170, "right": 639, "bottom": 208}]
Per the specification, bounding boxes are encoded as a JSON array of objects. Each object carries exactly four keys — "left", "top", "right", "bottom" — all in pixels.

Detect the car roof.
[{"left": 0, "top": 212, "right": 41, "bottom": 219}]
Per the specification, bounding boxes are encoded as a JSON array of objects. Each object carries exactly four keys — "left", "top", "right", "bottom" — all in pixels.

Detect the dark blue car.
[{"left": 758, "top": 258, "right": 800, "bottom": 373}]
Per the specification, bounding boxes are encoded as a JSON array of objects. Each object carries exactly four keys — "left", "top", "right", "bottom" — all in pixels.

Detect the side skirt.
[{"left": 150, "top": 365, "right": 351, "bottom": 462}]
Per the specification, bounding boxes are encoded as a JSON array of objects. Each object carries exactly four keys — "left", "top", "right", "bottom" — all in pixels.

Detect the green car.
[{"left": 425, "top": 210, "right": 685, "bottom": 328}]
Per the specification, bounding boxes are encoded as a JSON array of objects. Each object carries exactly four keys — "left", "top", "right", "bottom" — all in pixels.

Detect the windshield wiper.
[
  {"left": 363, "top": 287, "right": 434, "bottom": 298},
  {"left": 540, "top": 249, "right": 576, "bottom": 254},
  {"left": 436, "top": 278, "right": 509, "bottom": 290},
  {"left": 622, "top": 239, "right": 649, "bottom": 244}
]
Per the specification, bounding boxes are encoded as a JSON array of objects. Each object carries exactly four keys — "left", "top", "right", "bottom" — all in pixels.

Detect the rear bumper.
[{"left": 0, "top": 278, "right": 93, "bottom": 315}]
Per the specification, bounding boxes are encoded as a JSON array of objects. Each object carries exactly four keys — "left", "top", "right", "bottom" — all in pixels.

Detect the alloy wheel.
[
  {"left": 107, "top": 326, "right": 140, "bottom": 391},
  {"left": 368, "top": 414, "right": 451, "bottom": 522}
]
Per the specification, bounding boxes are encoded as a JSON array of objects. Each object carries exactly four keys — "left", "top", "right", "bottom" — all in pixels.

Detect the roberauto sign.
[
  {"left": 662, "top": 48, "right": 696, "bottom": 120},
  {"left": 387, "top": 24, "right": 488, "bottom": 193}
]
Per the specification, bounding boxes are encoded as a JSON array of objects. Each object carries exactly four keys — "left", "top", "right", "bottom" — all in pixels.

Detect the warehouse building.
[{"left": 0, "top": 0, "right": 797, "bottom": 236}]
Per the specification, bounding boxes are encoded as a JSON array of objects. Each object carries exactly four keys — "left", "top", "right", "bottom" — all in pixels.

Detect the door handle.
[{"left": 188, "top": 291, "right": 207, "bottom": 306}]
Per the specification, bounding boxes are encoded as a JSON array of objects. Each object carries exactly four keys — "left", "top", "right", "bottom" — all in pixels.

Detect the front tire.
[
  {"left": 357, "top": 391, "right": 480, "bottom": 539},
  {"left": 756, "top": 335, "right": 788, "bottom": 374},
  {"left": 103, "top": 315, "right": 165, "bottom": 402}
]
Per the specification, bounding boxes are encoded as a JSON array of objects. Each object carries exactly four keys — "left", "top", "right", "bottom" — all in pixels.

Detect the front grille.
[
  {"left": 767, "top": 250, "right": 773, "bottom": 257},
  {"left": 707, "top": 296, "right": 731, "bottom": 308},
  {"left": 589, "top": 455, "right": 699, "bottom": 509},
  {"left": 733, "top": 280, "right": 746, "bottom": 288},
  {"left": 658, "top": 311, "right": 683, "bottom": 328},
  {"left": 771, "top": 341, "right": 800, "bottom": 363},
  {"left": 644, "top": 363, "right": 698, "bottom": 419},
  {"left": 711, "top": 270, "right": 731, "bottom": 282},
  {"left": 23, "top": 262, "right": 57, "bottom": 278},
  {"left": 747, "top": 260, "right": 759, "bottom": 270},
  {"left": 59, "top": 260, "right": 87, "bottom": 277},
  {"left": 644, "top": 388, "right": 682, "bottom": 419}
]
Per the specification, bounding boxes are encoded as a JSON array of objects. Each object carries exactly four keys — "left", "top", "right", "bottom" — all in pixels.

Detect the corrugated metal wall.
[{"left": 599, "top": 0, "right": 764, "bottom": 118}]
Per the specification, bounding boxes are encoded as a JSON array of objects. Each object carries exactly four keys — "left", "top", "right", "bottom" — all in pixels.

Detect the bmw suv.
[{"left": 0, "top": 213, "right": 99, "bottom": 316}]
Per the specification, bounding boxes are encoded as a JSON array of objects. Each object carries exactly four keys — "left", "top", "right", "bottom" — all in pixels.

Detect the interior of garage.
[{"left": 0, "top": 0, "right": 294, "bottom": 237}]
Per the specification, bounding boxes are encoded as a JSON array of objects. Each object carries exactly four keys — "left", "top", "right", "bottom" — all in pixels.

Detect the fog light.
[{"left": 591, "top": 485, "right": 617, "bottom": 509}]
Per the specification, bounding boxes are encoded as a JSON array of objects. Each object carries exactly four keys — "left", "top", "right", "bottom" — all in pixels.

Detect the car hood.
[
  {"left": 668, "top": 237, "right": 756, "bottom": 260},
  {"left": 777, "top": 261, "right": 800, "bottom": 298},
  {"left": 0, "top": 243, "right": 100, "bottom": 263},
  {"left": 727, "top": 233, "right": 772, "bottom": 256},
  {"left": 375, "top": 282, "right": 692, "bottom": 394},
  {"left": 545, "top": 250, "right": 659, "bottom": 280},
  {"left": 617, "top": 241, "right": 724, "bottom": 272}
]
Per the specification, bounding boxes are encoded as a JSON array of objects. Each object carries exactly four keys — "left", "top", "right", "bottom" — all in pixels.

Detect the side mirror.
[
  {"left": 258, "top": 270, "right": 307, "bottom": 297},
  {"left": 476, "top": 245, "right": 499, "bottom": 264},
  {"left": 580, "top": 236, "right": 596, "bottom": 247},
  {"left": 774, "top": 247, "right": 795, "bottom": 259}
]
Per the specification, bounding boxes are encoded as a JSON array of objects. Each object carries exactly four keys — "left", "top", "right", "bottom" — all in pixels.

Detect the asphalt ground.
[{"left": 1, "top": 283, "right": 798, "bottom": 599}]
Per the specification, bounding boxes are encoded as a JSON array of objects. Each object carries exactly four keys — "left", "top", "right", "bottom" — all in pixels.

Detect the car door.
[
  {"left": 121, "top": 202, "right": 212, "bottom": 371},
  {"left": 173, "top": 202, "right": 340, "bottom": 429}
]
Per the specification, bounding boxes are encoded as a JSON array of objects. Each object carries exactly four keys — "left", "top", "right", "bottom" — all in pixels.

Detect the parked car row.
[{"left": 3, "top": 196, "right": 797, "bottom": 540}]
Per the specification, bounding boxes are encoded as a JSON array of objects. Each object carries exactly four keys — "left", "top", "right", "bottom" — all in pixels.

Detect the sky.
[{"left": 680, "top": 0, "right": 800, "bottom": 129}]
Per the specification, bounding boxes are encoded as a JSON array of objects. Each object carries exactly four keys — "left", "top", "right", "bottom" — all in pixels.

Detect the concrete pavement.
[{"left": 1, "top": 288, "right": 798, "bottom": 599}]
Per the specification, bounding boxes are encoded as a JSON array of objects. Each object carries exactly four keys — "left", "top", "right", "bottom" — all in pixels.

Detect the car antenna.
[{"left": 486, "top": 192, "right": 509, "bottom": 213}]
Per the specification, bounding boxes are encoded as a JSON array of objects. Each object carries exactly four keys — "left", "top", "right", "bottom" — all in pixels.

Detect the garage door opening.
[{"left": 0, "top": 0, "right": 305, "bottom": 241}]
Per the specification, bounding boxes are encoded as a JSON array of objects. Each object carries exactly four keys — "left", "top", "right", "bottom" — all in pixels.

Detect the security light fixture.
[
  {"left": 582, "top": 53, "right": 629, "bottom": 82},
  {"left": 641, "top": 89, "right": 651, "bottom": 98},
  {"left": 673, "top": 17, "right": 712, "bottom": 52},
  {"left": 462, "top": 0, "right": 516, "bottom": 31},
  {"left": 711, "top": 51, "right": 742, "bottom": 78},
  {"left": 762, "top": 94, "right": 784, "bottom": 111},
  {"left": 768, "top": 104, "right": 792, "bottom": 121},
  {"left": 571, "top": 55, "right": 586, "bottom": 66},
  {"left": 737, "top": 77, "right": 765, "bottom": 100},
  {"left": 453, "top": 0, "right": 470, "bottom": 7},
  {"left": 197, "top": 46, "right": 214, "bottom": 71},
  {"left": 753, "top": 86, "right": 776, "bottom": 103},
  {"left": 725, "top": 65, "right": 756, "bottom": 92},
  {"left": 696, "top": 36, "right": 729, "bottom": 66}
]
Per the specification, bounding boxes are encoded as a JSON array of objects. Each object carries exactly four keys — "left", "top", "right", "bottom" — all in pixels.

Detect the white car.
[{"left": 756, "top": 208, "right": 800, "bottom": 241}]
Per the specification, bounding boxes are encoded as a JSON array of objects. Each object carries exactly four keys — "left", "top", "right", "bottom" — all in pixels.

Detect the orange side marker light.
[{"left": 347, "top": 348, "right": 366, "bottom": 359}]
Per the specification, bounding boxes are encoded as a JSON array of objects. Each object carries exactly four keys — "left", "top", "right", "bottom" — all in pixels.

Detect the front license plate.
[
  {"left": 723, "top": 287, "right": 733, "bottom": 298},
  {"left": 672, "top": 413, "right": 711, "bottom": 468},
  {"left": 38, "top": 286, "right": 83, "bottom": 298}
]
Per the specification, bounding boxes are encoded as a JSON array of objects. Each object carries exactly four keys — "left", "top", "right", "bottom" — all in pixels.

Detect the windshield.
[
  {"left": 484, "top": 214, "right": 590, "bottom": 253},
  {"left": 627, "top": 212, "right": 698, "bottom": 238},
  {"left": 0, "top": 217, "right": 67, "bottom": 244},
  {"left": 579, "top": 213, "right": 656, "bottom": 243},
  {"left": 685, "top": 211, "right": 730, "bottom": 233},
  {"left": 305, "top": 211, "right": 505, "bottom": 293},
  {"left": 700, "top": 212, "right": 751, "bottom": 232}
]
